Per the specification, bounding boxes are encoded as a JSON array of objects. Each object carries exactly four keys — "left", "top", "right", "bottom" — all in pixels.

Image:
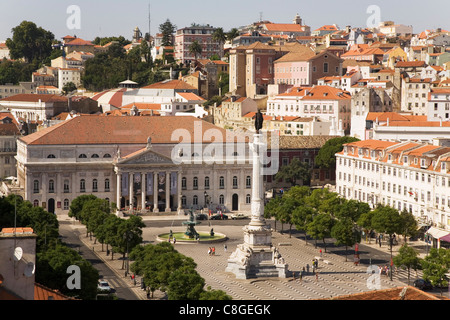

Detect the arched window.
[
  {"left": 246, "top": 176, "right": 251, "bottom": 188},
  {"left": 79, "top": 154, "right": 87, "bottom": 159},
  {"left": 92, "top": 179, "right": 98, "bottom": 192},
  {"left": 204, "top": 176, "right": 210, "bottom": 190},
  {"left": 193, "top": 195, "right": 198, "bottom": 205},
  {"left": 33, "top": 180, "right": 39, "bottom": 193},
  {"left": 105, "top": 179, "right": 110, "bottom": 192},
  {"left": 193, "top": 177, "right": 198, "bottom": 190},
  {"left": 91, "top": 154, "right": 99, "bottom": 158},
  {"left": 103, "top": 154, "right": 112, "bottom": 158},
  {"left": 182, "top": 177, "right": 187, "bottom": 190},
  {"left": 80, "top": 179, "right": 86, "bottom": 192},
  {"left": 48, "top": 180, "right": 55, "bottom": 193},
  {"left": 219, "top": 176, "right": 225, "bottom": 189},
  {"left": 219, "top": 195, "right": 225, "bottom": 205},
  {"left": 181, "top": 196, "right": 187, "bottom": 207},
  {"left": 246, "top": 194, "right": 251, "bottom": 204},
  {"left": 47, "top": 154, "right": 56, "bottom": 159},
  {"left": 63, "top": 199, "right": 70, "bottom": 210},
  {"left": 33, "top": 200, "right": 39, "bottom": 207}
]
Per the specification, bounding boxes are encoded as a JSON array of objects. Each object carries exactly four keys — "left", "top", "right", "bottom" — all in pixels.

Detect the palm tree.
[
  {"left": 188, "top": 40, "right": 202, "bottom": 63},
  {"left": 212, "top": 28, "right": 226, "bottom": 57}
]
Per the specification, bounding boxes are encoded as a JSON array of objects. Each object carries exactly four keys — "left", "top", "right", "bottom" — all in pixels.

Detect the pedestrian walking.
[
  {"left": 299, "top": 271, "right": 303, "bottom": 283},
  {"left": 224, "top": 244, "right": 227, "bottom": 252},
  {"left": 208, "top": 247, "right": 211, "bottom": 256},
  {"left": 212, "top": 247, "right": 215, "bottom": 256},
  {"left": 319, "top": 249, "right": 322, "bottom": 258},
  {"left": 173, "top": 237, "right": 176, "bottom": 244}
]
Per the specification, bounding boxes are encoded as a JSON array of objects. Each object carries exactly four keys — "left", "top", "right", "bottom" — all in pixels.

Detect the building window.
[
  {"left": 193, "top": 177, "right": 198, "bottom": 190},
  {"left": 33, "top": 200, "right": 39, "bottom": 207},
  {"left": 219, "top": 194, "right": 225, "bottom": 205},
  {"left": 193, "top": 195, "right": 198, "bottom": 206},
  {"left": 91, "top": 154, "right": 99, "bottom": 158},
  {"left": 323, "top": 62, "right": 328, "bottom": 73},
  {"left": 92, "top": 179, "right": 98, "bottom": 192},
  {"left": 246, "top": 176, "right": 251, "bottom": 188},
  {"left": 49, "top": 180, "right": 55, "bottom": 193},
  {"left": 33, "top": 180, "right": 40, "bottom": 193},
  {"left": 204, "top": 177, "right": 210, "bottom": 190},
  {"left": 79, "top": 154, "right": 87, "bottom": 159},
  {"left": 181, "top": 196, "right": 186, "bottom": 206},
  {"left": 103, "top": 154, "right": 112, "bottom": 158},
  {"left": 64, "top": 199, "right": 70, "bottom": 210},
  {"left": 182, "top": 177, "right": 187, "bottom": 190},
  {"left": 246, "top": 194, "right": 251, "bottom": 204},
  {"left": 80, "top": 179, "right": 86, "bottom": 192},
  {"left": 219, "top": 176, "right": 225, "bottom": 189},
  {"left": 105, "top": 179, "right": 110, "bottom": 192},
  {"left": 64, "top": 180, "right": 70, "bottom": 193},
  {"left": 233, "top": 176, "right": 238, "bottom": 189},
  {"left": 47, "top": 154, "right": 56, "bottom": 159}
]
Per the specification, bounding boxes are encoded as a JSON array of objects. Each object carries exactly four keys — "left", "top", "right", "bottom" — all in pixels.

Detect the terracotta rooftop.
[
  {"left": 141, "top": 79, "right": 196, "bottom": 91},
  {"left": 324, "top": 286, "right": 445, "bottom": 300},
  {"left": 34, "top": 283, "right": 77, "bottom": 300},
  {"left": 19, "top": 115, "right": 233, "bottom": 146},
  {"left": 0, "top": 94, "right": 67, "bottom": 103}
]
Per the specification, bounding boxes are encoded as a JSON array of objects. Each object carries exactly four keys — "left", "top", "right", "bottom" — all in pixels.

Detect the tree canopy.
[
  {"left": 6, "top": 21, "right": 55, "bottom": 63},
  {"left": 315, "top": 136, "right": 360, "bottom": 169}
]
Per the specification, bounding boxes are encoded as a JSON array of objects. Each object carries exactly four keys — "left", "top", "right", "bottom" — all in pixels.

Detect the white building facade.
[
  {"left": 16, "top": 115, "right": 254, "bottom": 215},
  {"left": 336, "top": 139, "right": 450, "bottom": 231}
]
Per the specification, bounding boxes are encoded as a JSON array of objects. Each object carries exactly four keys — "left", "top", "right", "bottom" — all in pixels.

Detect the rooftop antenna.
[{"left": 259, "top": 12, "right": 263, "bottom": 22}]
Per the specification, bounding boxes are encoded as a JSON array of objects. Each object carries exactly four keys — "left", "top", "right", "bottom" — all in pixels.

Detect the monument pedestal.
[{"left": 226, "top": 133, "right": 290, "bottom": 280}]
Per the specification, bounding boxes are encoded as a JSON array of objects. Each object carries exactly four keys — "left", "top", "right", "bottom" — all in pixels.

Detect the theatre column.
[
  {"left": 177, "top": 170, "right": 183, "bottom": 214},
  {"left": 153, "top": 172, "right": 159, "bottom": 212},
  {"left": 141, "top": 172, "right": 146, "bottom": 212},
  {"left": 165, "top": 171, "right": 171, "bottom": 212},
  {"left": 129, "top": 172, "right": 134, "bottom": 210},
  {"left": 116, "top": 172, "right": 122, "bottom": 211}
]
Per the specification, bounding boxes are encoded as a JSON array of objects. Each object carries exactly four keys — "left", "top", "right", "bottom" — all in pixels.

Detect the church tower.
[
  {"left": 293, "top": 13, "right": 302, "bottom": 25},
  {"left": 133, "top": 27, "right": 142, "bottom": 43}
]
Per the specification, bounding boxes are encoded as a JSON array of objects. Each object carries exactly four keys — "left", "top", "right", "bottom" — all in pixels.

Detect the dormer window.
[
  {"left": 420, "top": 158, "right": 426, "bottom": 168},
  {"left": 388, "top": 154, "right": 392, "bottom": 161},
  {"left": 403, "top": 156, "right": 408, "bottom": 164},
  {"left": 442, "top": 163, "right": 446, "bottom": 171},
  {"left": 414, "top": 158, "right": 418, "bottom": 165}
]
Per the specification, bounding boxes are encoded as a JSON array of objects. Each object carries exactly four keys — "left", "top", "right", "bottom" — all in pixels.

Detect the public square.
[{"left": 61, "top": 213, "right": 445, "bottom": 300}]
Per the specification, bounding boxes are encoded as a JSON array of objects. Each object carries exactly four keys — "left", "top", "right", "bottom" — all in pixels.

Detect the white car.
[
  {"left": 97, "top": 280, "right": 112, "bottom": 293},
  {"left": 231, "top": 213, "right": 248, "bottom": 220}
]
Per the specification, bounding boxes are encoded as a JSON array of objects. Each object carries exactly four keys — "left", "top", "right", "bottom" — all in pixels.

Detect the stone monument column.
[{"left": 225, "top": 133, "right": 290, "bottom": 280}]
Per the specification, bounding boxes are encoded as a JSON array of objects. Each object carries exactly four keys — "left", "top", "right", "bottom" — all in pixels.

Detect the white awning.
[{"left": 426, "top": 226, "right": 450, "bottom": 239}]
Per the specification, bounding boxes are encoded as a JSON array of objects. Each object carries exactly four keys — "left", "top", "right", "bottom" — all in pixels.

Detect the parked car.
[
  {"left": 413, "top": 279, "right": 433, "bottom": 291},
  {"left": 210, "top": 213, "right": 228, "bottom": 220},
  {"left": 230, "top": 213, "right": 248, "bottom": 220},
  {"left": 97, "top": 280, "right": 112, "bottom": 293},
  {"left": 195, "top": 213, "right": 208, "bottom": 220}
]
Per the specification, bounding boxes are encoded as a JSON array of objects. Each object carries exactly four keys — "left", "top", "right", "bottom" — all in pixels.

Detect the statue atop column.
[{"left": 254, "top": 110, "right": 264, "bottom": 134}]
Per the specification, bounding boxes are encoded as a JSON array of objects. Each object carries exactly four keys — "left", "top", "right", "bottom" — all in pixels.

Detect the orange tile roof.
[
  {"left": 65, "top": 38, "right": 94, "bottom": 46},
  {"left": 0, "top": 94, "right": 67, "bottom": 103},
  {"left": 404, "top": 145, "right": 441, "bottom": 156},
  {"left": 395, "top": 61, "right": 426, "bottom": 68},
  {"left": 177, "top": 92, "right": 205, "bottom": 101},
  {"left": 141, "top": 80, "right": 196, "bottom": 90},
  {"left": 326, "top": 286, "right": 444, "bottom": 300},
  {"left": 264, "top": 23, "right": 305, "bottom": 33},
  {"left": 34, "top": 283, "right": 77, "bottom": 300},
  {"left": 19, "top": 115, "right": 231, "bottom": 146},
  {"left": 1, "top": 227, "right": 34, "bottom": 235},
  {"left": 301, "top": 86, "right": 351, "bottom": 100}
]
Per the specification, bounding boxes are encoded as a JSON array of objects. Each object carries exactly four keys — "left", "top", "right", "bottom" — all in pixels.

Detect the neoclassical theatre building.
[{"left": 16, "top": 115, "right": 255, "bottom": 215}]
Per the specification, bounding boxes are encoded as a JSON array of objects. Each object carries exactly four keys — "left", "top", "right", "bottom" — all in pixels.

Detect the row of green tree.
[
  {"left": 0, "top": 195, "right": 99, "bottom": 300},
  {"left": 69, "top": 195, "right": 231, "bottom": 300},
  {"left": 265, "top": 186, "right": 417, "bottom": 257},
  {"left": 265, "top": 186, "right": 450, "bottom": 294}
]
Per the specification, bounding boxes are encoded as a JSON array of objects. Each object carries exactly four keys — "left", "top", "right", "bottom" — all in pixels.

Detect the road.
[{"left": 59, "top": 220, "right": 140, "bottom": 300}]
